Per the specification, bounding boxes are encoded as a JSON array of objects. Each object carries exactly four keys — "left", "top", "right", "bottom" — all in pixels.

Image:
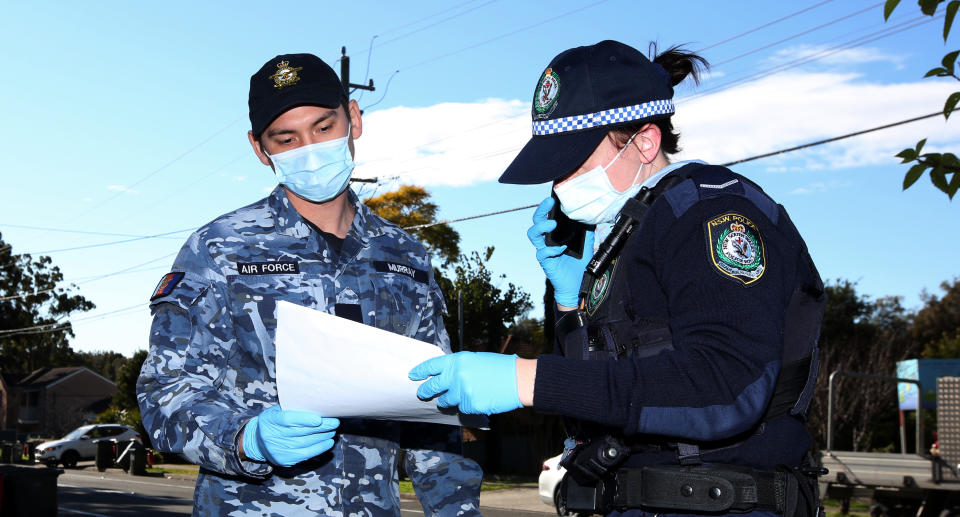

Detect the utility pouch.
[{"left": 559, "top": 435, "right": 629, "bottom": 485}]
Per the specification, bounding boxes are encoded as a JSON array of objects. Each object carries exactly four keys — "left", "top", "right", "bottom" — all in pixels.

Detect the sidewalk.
[
  {"left": 478, "top": 484, "right": 551, "bottom": 514},
  {"left": 98, "top": 462, "right": 553, "bottom": 513}
]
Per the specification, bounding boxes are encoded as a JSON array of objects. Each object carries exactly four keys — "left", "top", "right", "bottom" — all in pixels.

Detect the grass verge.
[{"left": 398, "top": 480, "right": 518, "bottom": 494}]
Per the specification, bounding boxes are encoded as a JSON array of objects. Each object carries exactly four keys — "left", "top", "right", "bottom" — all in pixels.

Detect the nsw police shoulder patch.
[{"left": 705, "top": 213, "right": 765, "bottom": 286}]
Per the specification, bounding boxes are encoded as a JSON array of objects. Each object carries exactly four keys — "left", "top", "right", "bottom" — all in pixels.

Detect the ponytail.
[
  {"left": 650, "top": 43, "right": 709, "bottom": 87},
  {"left": 610, "top": 43, "right": 709, "bottom": 156}
]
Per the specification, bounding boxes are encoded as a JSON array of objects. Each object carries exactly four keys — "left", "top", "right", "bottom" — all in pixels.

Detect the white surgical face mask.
[
  {"left": 267, "top": 128, "right": 355, "bottom": 203},
  {"left": 553, "top": 133, "right": 646, "bottom": 225}
]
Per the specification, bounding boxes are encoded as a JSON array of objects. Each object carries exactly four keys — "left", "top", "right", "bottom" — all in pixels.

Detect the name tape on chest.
[
  {"left": 151, "top": 272, "right": 185, "bottom": 301},
  {"left": 705, "top": 212, "right": 766, "bottom": 286},
  {"left": 237, "top": 261, "right": 300, "bottom": 275},
  {"left": 373, "top": 261, "right": 428, "bottom": 284}
]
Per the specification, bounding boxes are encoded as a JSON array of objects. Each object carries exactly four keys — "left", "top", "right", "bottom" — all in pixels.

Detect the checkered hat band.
[{"left": 532, "top": 99, "right": 675, "bottom": 136}]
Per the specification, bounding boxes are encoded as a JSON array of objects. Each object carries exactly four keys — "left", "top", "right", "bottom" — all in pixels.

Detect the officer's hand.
[
  {"left": 241, "top": 405, "right": 339, "bottom": 467},
  {"left": 409, "top": 352, "right": 523, "bottom": 415},
  {"left": 528, "top": 196, "right": 595, "bottom": 308}
]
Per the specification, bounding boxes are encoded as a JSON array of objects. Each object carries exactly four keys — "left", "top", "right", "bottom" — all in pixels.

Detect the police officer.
[
  {"left": 137, "top": 53, "right": 482, "bottom": 516},
  {"left": 410, "top": 40, "right": 826, "bottom": 516}
]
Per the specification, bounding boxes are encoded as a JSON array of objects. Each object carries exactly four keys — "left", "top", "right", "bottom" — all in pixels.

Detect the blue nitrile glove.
[
  {"left": 527, "top": 196, "right": 595, "bottom": 307},
  {"left": 241, "top": 405, "right": 340, "bottom": 467},
  {"left": 409, "top": 351, "right": 523, "bottom": 415}
]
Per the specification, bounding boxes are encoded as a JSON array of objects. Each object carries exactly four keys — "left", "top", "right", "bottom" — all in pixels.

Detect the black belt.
[
  {"left": 614, "top": 465, "right": 784, "bottom": 513},
  {"left": 563, "top": 462, "right": 826, "bottom": 515}
]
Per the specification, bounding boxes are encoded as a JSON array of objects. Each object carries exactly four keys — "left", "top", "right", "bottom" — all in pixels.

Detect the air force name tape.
[
  {"left": 238, "top": 261, "right": 300, "bottom": 275},
  {"left": 374, "top": 261, "right": 428, "bottom": 284},
  {"left": 532, "top": 99, "right": 675, "bottom": 136},
  {"left": 705, "top": 213, "right": 766, "bottom": 286},
  {"left": 151, "top": 272, "right": 185, "bottom": 301}
]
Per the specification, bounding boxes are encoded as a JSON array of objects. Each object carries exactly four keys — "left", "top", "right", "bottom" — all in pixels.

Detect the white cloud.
[
  {"left": 354, "top": 98, "right": 529, "bottom": 187},
  {"left": 765, "top": 45, "right": 906, "bottom": 68},
  {"left": 672, "top": 73, "right": 959, "bottom": 170},
  {"left": 350, "top": 73, "right": 958, "bottom": 189},
  {"left": 106, "top": 184, "right": 139, "bottom": 194}
]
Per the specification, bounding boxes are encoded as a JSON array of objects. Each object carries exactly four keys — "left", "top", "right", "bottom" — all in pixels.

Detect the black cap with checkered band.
[{"left": 499, "top": 40, "right": 675, "bottom": 185}]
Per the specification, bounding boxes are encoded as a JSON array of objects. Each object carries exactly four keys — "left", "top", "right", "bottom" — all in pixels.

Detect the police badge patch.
[
  {"left": 585, "top": 259, "right": 617, "bottom": 316},
  {"left": 533, "top": 67, "right": 560, "bottom": 119},
  {"left": 705, "top": 213, "right": 766, "bottom": 286}
]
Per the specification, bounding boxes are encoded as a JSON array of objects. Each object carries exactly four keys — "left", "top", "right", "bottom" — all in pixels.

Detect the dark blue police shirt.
[{"left": 534, "top": 163, "right": 817, "bottom": 470}]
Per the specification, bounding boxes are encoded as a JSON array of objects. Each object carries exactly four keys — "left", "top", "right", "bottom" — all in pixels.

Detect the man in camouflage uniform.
[{"left": 137, "top": 53, "right": 482, "bottom": 516}]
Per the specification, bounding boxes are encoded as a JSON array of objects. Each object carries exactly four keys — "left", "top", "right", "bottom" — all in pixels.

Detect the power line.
[
  {"left": 21, "top": 228, "right": 194, "bottom": 255},
  {"left": 398, "top": 0, "right": 610, "bottom": 73},
  {"left": 682, "top": 13, "right": 941, "bottom": 104},
  {"left": 1, "top": 109, "right": 948, "bottom": 337},
  {"left": 0, "top": 224, "right": 184, "bottom": 239},
  {"left": 0, "top": 252, "right": 176, "bottom": 302},
  {"left": 334, "top": 0, "right": 489, "bottom": 64},
  {"left": 722, "top": 109, "right": 955, "bottom": 167},
  {"left": 400, "top": 108, "right": 955, "bottom": 231},
  {"left": 68, "top": 116, "right": 243, "bottom": 224},
  {"left": 709, "top": 2, "right": 882, "bottom": 68},
  {"left": 695, "top": 0, "right": 836, "bottom": 52}
]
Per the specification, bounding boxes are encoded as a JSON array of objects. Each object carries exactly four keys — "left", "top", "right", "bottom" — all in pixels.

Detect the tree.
[
  {"left": 113, "top": 349, "right": 147, "bottom": 412},
  {"left": 915, "top": 278, "right": 960, "bottom": 357},
  {"left": 885, "top": 0, "right": 960, "bottom": 198},
  {"left": 0, "top": 232, "right": 95, "bottom": 372},
  {"left": 363, "top": 185, "right": 461, "bottom": 266},
  {"left": 364, "top": 185, "right": 534, "bottom": 352},
  {"left": 75, "top": 350, "right": 128, "bottom": 382},
  {"left": 96, "top": 350, "right": 151, "bottom": 447},
  {"left": 808, "top": 280, "right": 920, "bottom": 452},
  {"left": 434, "top": 247, "right": 533, "bottom": 352}
]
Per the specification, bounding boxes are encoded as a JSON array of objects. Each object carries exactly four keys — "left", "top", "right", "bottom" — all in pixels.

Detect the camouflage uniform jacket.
[{"left": 137, "top": 187, "right": 482, "bottom": 516}]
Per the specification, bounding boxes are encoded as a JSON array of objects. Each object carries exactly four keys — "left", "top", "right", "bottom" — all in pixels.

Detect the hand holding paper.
[
  {"left": 409, "top": 352, "right": 524, "bottom": 415},
  {"left": 275, "top": 301, "right": 483, "bottom": 427}
]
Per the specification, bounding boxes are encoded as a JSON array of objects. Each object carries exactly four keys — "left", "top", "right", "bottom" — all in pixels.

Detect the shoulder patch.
[
  {"left": 151, "top": 272, "right": 185, "bottom": 301},
  {"left": 704, "top": 213, "right": 765, "bottom": 286}
]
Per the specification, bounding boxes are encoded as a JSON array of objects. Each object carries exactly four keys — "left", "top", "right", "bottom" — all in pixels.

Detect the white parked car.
[
  {"left": 35, "top": 424, "right": 139, "bottom": 468},
  {"left": 539, "top": 454, "right": 570, "bottom": 516}
]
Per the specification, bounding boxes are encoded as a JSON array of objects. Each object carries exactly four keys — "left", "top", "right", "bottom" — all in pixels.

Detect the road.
[{"left": 53, "top": 467, "right": 550, "bottom": 516}]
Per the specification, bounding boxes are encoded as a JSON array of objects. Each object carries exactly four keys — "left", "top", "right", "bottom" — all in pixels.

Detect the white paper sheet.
[{"left": 275, "top": 300, "right": 482, "bottom": 427}]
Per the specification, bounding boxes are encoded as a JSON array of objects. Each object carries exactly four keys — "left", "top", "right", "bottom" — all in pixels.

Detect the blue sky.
[{"left": 1, "top": 1, "right": 957, "bottom": 358}]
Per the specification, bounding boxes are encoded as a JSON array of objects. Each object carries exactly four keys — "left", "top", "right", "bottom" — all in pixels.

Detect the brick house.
[{"left": 0, "top": 367, "right": 116, "bottom": 438}]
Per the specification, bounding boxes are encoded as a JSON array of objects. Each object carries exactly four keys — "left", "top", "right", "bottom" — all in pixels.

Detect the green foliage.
[
  {"left": 436, "top": 247, "right": 533, "bottom": 352},
  {"left": 113, "top": 349, "right": 147, "bottom": 411},
  {"left": 809, "top": 280, "right": 920, "bottom": 452},
  {"left": 915, "top": 278, "right": 960, "bottom": 357},
  {"left": 884, "top": 0, "right": 960, "bottom": 199},
  {"left": 95, "top": 405, "right": 150, "bottom": 448},
  {"left": 365, "top": 185, "right": 534, "bottom": 353},
  {"left": 75, "top": 350, "right": 127, "bottom": 382},
  {"left": 363, "top": 185, "right": 461, "bottom": 266},
  {"left": 0, "top": 232, "right": 95, "bottom": 372}
]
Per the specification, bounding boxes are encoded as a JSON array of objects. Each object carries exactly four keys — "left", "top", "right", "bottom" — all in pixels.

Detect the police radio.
[{"left": 544, "top": 191, "right": 595, "bottom": 260}]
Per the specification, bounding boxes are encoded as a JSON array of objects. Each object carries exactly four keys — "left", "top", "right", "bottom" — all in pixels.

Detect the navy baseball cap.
[
  {"left": 248, "top": 53, "right": 345, "bottom": 137},
  {"left": 499, "top": 40, "right": 675, "bottom": 185}
]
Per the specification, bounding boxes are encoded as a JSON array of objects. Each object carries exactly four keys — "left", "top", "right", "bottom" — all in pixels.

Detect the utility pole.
[
  {"left": 340, "top": 47, "right": 375, "bottom": 100},
  {"left": 342, "top": 46, "right": 376, "bottom": 186},
  {"left": 458, "top": 290, "right": 464, "bottom": 352}
]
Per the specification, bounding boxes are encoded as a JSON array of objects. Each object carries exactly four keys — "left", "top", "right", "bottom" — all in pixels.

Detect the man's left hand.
[{"left": 409, "top": 352, "right": 523, "bottom": 415}]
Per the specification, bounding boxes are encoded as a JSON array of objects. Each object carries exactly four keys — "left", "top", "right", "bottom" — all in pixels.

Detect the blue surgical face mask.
[
  {"left": 267, "top": 129, "right": 355, "bottom": 203},
  {"left": 553, "top": 133, "right": 645, "bottom": 225}
]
